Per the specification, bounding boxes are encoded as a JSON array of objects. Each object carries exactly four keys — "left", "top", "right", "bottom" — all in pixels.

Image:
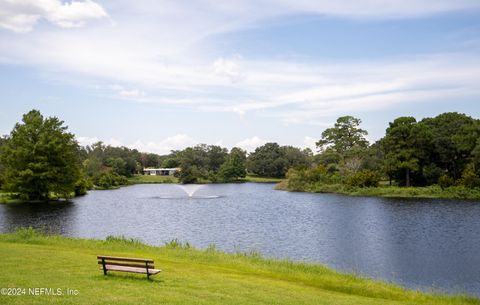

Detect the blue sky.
[{"left": 1, "top": 0, "right": 480, "bottom": 154}]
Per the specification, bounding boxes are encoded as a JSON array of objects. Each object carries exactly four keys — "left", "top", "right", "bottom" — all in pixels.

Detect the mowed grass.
[
  {"left": 128, "top": 175, "right": 179, "bottom": 184},
  {"left": 128, "top": 174, "right": 283, "bottom": 184},
  {"left": 0, "top": 229, "right": 478, "bottom": 305},
  {"left": 242, "top": 175, "right": 284, "bottom": 183}
]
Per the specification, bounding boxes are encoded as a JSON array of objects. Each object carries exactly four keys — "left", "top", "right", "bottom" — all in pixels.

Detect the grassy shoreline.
[
  {"left": 276, "top": 181, "right": 480, "bottom": 200},
  {"left": 127, "top": 175, "right": 282, "bottom": 185},
  {"left": 4, "top": 180, "right": 480, "bottom": 203},
  {"left": 0, "top": 229, "right": 477, "bottom": 305}
]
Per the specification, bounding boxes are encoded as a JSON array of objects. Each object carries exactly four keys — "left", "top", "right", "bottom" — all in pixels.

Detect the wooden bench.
[{"left": 97, "top": 255, "right": 161, "bottom": 278}]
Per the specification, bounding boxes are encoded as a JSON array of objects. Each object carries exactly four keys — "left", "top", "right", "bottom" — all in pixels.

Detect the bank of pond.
[
  {"left": 276, "top": 181, "right": 480, "bottom": 200},
  {"left": 0, "top": 228, "right": 478, "bottom": 305}
]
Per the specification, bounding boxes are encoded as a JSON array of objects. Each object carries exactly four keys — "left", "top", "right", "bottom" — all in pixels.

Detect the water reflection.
[{"left": 0, "top": 201, "right": 75, "bottom": 235}]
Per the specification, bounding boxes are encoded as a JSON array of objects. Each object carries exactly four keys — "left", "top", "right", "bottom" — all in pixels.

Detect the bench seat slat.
[
  {"left": 97, "top": 261, "right": 154, "bottom": 269},
  {"left": 97, "top": 255, "right": 154, "bottom": 263},
  {"left": 101, "top": 265, "right": 161, "bottom": 275}
]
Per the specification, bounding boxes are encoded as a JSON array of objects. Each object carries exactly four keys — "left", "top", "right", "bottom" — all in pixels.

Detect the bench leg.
[
  {"left": 102, "top": 258, "right": 107, "bottom": 275},
  {"left": 146, "top": 262, "right": 150, "bottom": 279}
]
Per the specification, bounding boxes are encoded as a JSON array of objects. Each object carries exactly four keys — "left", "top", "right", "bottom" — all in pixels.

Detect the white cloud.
[
  {"left": 47, "top": 0, "right": 108, "bottom": 28},
  {"left": 0, "top": 1, "right": 480, "bottom": 128},
  {"left": 274, "top": 0, "right": 480, "bottom": 19},
  {"left": 303, "top": 136, "right": 318, "bottom": 152},
  {"left": 213, "top": 56, "right": 244, "bottom": 83},
  {"left": 109, "top": 84, "right": 146, "bottom": 98},
  {"left": 129, "top": 134, "right": 195, "bottom": 155},
  {"left": 235, "top": 136, "right": 268, "bottom": 152},
  {"left": 0, "top": 0, "right": 108, "bottom": 32},
  {"left": 76, "top": 136, "right": 99, "bottom": 146},
  {"left": 78, "top": 134, "right": 196, "bottom": 155},
  {"left": 77, "top": 136, "right": 122, "bottom": 147}
]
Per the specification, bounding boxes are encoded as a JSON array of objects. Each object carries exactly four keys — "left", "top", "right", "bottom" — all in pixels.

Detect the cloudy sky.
[{"left": 1, "top": 0, "right": 480, "bottom": 154}]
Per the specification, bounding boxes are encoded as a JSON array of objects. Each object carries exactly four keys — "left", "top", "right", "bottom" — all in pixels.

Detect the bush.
[
  {"left": 92, "top": 171, "right": 128, "bottom": 189},
  {"left": 460, "top": 164, "right": 480, "bottom": 188},
  {"left": 285, "top": 168, "right": 306, "bottom": 191},
  {"left": 346, "top": 170, "right": 380, "bottom": 188},
  {"left": 74, "top": 176, "right": 92, "bottom": 196},
  {"left": 438, "top": 174, "right": 454, "bottom": 190}
]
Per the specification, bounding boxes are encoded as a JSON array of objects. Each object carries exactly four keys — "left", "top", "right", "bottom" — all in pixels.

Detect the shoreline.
[
  {"left": 275, "top": 181, "right": 480, "bottom": 200},
  {"left": 4, "top": 179, "right": 480, "bottom": 204},
  {"left": 127, "top": 174, "right": 283, "bottom": 185},
  {"left": 0, "top": 229, "right": 478, "bottom": 304}
]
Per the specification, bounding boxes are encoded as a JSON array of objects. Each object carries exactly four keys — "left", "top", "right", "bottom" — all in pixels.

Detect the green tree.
[
  {"left": 0, "top": 110, "right": 82, "bottom": 200},
  {"left": 281, "top": 146, "right": 312, "bottom": 170},
  {"left": 247, "top": 143, "right": 286, "bottom": 178},
  {"left": 176, "top": 164, "right": 203, "bottom": 184},
  {"left": 139, "top": 152, "right": 162, "bottom": 168},
  {"left": 105, "top": 157, "right": 127, "bottom": 176},
  {"left": 420, "top": 112, "right": 479, "bottom": 180},
  {"left": 0, "top": 136, "right": 8, "bottom": 188},
  {"left": 218, "top": 147, "right": 247, "bottom": 182},
  {"left": 247, "top": 143, "right": 311, "bottom": 178},
  {"left": 316, "top": 116, "right": 368, "bottom": 154},
  {"left": 206, "top": 145, "right": 228, "bottom": 172},
  {"left": 381, "top": 117, "right": 420, "bottom": 187},
  {"left": 161, "top": 157, "right": 180, "bottom": 168}
]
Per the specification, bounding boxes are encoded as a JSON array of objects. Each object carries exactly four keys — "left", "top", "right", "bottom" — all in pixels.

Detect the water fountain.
[
  {"left": 147, "top": 184, "right": 219, "bottom": 199},
  {"left": 176, "top": 184, "right": 204, "bottom": 198}
]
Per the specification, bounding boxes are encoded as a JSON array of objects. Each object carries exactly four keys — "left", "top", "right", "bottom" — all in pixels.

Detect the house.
[{"left": 143, "top": 168, "right": 179, "bottom": 176}]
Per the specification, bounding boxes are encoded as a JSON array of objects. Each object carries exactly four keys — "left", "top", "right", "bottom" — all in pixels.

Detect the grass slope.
[{"left": 0, "top": 229, "right": 477, "bottom": 305}]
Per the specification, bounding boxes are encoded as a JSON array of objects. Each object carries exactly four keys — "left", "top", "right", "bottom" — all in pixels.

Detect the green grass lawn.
[
  {"left": 128, "top": 175, "right": 179, "bottom": 184},
  {"left": 128, "top": 174, "right": 282, "bottom": 185},
  {"left": 0, "top": 229, "right": 477, "bottom": 305},
  {"left": 242, "top": 175, "right": 284, "bottom": 183}
]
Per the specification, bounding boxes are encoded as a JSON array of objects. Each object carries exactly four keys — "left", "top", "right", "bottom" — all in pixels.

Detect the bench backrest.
[{"left": 97, "top": 255, "right": 155, "bottom": 269}]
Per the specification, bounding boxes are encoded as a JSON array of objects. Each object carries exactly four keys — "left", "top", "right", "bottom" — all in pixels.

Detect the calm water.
[{"left": 1, "top": 183, "right": 479, "bottom": 295}]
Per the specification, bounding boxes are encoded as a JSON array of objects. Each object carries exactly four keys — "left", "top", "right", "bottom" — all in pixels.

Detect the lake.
[{"left": 1, "top": 183, "right": 479, "bottom": 296}]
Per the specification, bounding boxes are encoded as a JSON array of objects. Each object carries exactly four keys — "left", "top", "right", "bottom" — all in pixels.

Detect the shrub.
[
  {"left": 438, "top": 174, "right": 454, "bottom": 190},
  {"left": 74, "top": 176, "right": 92, "bottom": 196},
  {"left": 285, "top": 168, "right": 304, "bottom": 191},
  {"left": 460, "top": 164, "right": 480, "bottom": 188},
  {"left": 92, "top": 171, "right": 128, "bottom": 189},
  {"left": 346, "top": 170, "right": 380, "bottom": 187}
]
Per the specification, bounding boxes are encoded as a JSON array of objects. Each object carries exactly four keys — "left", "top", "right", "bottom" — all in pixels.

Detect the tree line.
[
  {"left": 0, "top": 110, "right": 313, "bottom": 200},
  {"left": 286, "top": 113, "right": 480, "bottom": 191},
  {"left": 1, "top": 110, "right": 479, "bottom": 201}
]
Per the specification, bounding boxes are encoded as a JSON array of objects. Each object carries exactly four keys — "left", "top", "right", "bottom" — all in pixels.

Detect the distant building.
[{"left": 143, "top": 168, "right": 179, "bottom": 176}]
